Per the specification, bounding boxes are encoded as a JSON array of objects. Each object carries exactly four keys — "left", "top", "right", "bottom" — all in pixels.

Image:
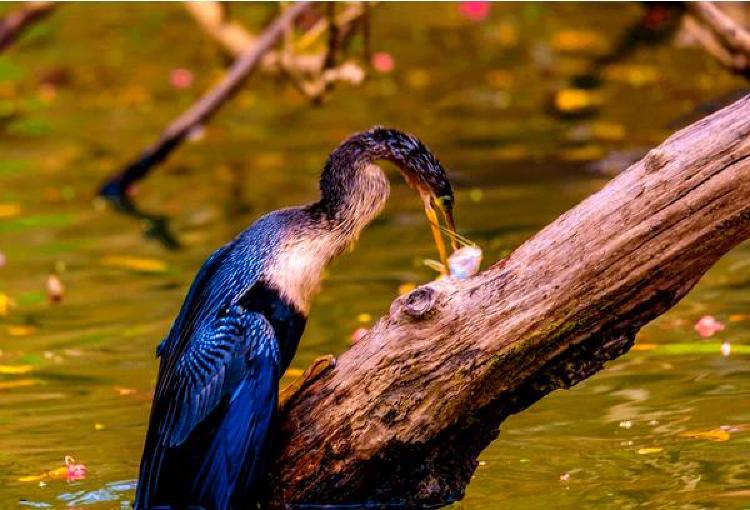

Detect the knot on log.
[
  {"left": 391, "top": 285, "right": 439, "bottom": 320},
  {"left": 644, "top": 148, "right": 672, "bottom": 174}
]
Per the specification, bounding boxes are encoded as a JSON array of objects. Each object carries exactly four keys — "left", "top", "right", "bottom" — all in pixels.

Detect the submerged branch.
[{"left": 269, "top": 94, "right": 750, "bottom": 508}]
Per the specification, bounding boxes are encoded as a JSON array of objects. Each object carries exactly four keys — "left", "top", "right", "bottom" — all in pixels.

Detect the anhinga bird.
[{"left": 135, "top": 127, "right": 458, "bottom": 510}]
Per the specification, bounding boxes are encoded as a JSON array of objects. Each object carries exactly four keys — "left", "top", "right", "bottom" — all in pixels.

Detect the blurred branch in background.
[
  {"left": 99, "top": 2, "right": 371, "bottom": 249},
  {"left": 185, "top": 0, "right": 369, "bottom": 99},
  {"left": 684, "top": 1, "right": 750, "bottom": 78},
  {"left": 0, "top": 1, "right": 55, "bottom": 52}
]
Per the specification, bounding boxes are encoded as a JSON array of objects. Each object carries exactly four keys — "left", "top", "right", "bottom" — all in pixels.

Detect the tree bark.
[{"left": 268, "top": 94, "right": 750, "bottom": 508}]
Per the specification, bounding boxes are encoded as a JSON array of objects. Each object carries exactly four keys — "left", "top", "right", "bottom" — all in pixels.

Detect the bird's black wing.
[{"left": 135, "top": 305, "right": 280, "bottom": 509}]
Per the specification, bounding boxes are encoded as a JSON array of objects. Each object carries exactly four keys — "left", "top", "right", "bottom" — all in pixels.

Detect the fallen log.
[{"left": 268, "top": 94, "right": 750, "bottom": 508}]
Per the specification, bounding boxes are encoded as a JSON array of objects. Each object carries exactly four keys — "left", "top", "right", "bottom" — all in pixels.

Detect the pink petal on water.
[
  {"left": 459, "top": 1, "right": 491, "bottom": 22},
  {"left": 65, "top": 456, "right": 87, "bottom": 481},
  {"left": 694, "top": 315, "right": 725, "bottom": 337},
  {"left": 371, "top": 52, "right": 395, "bottom": 74},
  {"left": 0, "top": 250, "right": 5, "bottom": 268},
  {"left": 170, "top": 68, "right": 194, "bottom": 89}
]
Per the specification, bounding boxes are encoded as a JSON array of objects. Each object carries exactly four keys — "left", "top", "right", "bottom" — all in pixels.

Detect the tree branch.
[
  {"left": 0, "top": 1, "right": 55, "bottom": 52},
  {"left": 268, "top": 94, "right": 750, "bottom": 508},
  {"left": 98, "top": 1, "right": 311, "bottom": 199},
  {"left": 686, "top": 1, "right": 750, "bottom": 77}
]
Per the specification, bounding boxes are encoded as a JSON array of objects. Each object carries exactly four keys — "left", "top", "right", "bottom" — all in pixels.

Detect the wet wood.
[{"left": 268, "top": 94, "right": 750, "bottom": 508}]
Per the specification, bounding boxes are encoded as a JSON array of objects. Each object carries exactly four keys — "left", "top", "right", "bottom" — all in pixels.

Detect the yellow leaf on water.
[
  {"left": 559, "top": 145, "right": 605, "bottom": 162},
  {"left": 603, "top": 65, "right": 660, "bottom": 86},
  {"left": 591, "top": 122, "right": 626, "bottom": 142},
  {"left": 637, "top": 447, "right": 664, "bottom": 455},
  {"left": 17, "top": 466, "right": 67, "bottom": 482},
  {"left": 0, "top": 293, "right": 15, "bottom": 316},
  {"left": 357, "top": 313, "right": 372, "bottom": 323},
  {"left": 100, "top": 256, "right": 167, "bottom": 273},
  {"left": 0, "top": 365, "right": 34, "bottom": 375},
  {"left": 554, "top": 89, "right": 603, "bottom": 113},
  {"left": 680, "top": 428, "right": 731, "bottom": 442},
  {"left": 551, "top": 30, "right": 607, "bottom": 53},
  {"left": 632, "top": 343, "right": 657, "bottom": 351},
  {"left": 729, "top": 314, "right": 750, "bottom": 322},
  {"left": 0, "top": 379, "right": 40, "bottom": 390},
  {"left": 115, "top": 387, "right": 136, "bottom": 396},
  {"left": 7, "top": 325, "right": 36, "bottom": 336},
  {"left": 0, "top": 203, "right": 21, "bottom": 218}
]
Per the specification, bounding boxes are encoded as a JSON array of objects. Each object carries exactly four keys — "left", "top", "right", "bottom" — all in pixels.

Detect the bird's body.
[{"left": 135, "top": 128, "right": 456, "bottom": 510}]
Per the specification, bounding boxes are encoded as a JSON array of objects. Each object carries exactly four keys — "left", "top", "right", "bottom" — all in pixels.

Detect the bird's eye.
[{"left": 437, "top": 195, "right": 453, "bottom": 207}]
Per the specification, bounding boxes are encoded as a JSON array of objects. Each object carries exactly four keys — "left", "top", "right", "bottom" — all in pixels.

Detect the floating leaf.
[
  {"left": 18, "top": 466, "right": 67, "bottom": 483},
  {"left": 0, "top": 293, "right": 15, "bottom": 315},
  {"left": 7, "top": 325, "right": 36, "bottom": 336},
  {"left": 0, "top": 379, "right": 40, "bottom": 390},
  {"left": 680, "top": 428, "right": 730, "bottom": 442},
  {"left": 100, "top": 256, "right": 167, "bottom": 273},
  {"left": 115, "top": 387, "right": 136, "bottom": 396},
  {"left": 0, "top": 364, "right": 34, "bottom": 375},
  {"left": 285, "top": 368, "right": 304, "bottom": 377},
  {"left": 356, "top": 313, "right": 372, "bottom": 323},
  {"left": 637, "top": 447, "right": 663, "bottom": 455},
  {"left": 0, "top": 203, "right": 21, "bottom": 219},
  {"left": 603, "top": 65, "right": 660, "bottom": 86},
  {"left": 551, "top": 30, "right": 606, "bottom": 53},
  {"left": 554, "top": 89, "right": 603, "bottom": 113}
]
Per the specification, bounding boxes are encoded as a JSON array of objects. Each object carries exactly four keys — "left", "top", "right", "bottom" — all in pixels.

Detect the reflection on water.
[{"left": 1, "top": 3, "right": 749, "bottom": 509}]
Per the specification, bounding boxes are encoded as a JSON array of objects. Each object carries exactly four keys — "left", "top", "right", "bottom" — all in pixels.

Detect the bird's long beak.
[
  {"left": 422, "top": 194, "right": 456, "bottom": 275},
  {"left": 437, "top": 198, "right": 459, "bottom": 252}
]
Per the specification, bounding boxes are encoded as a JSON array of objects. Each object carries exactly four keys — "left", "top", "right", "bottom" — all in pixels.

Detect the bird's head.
[
  {"left": 364, "top": 127, "right": 459, "bottom": 271},
  {"left": 321, "top": 127, "right": 460, "bottom": 272}
]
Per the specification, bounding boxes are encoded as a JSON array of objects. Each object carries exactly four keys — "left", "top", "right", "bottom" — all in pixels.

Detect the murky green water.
[{"left": 1, "top": 2, "right": 750, "bottom": 509}]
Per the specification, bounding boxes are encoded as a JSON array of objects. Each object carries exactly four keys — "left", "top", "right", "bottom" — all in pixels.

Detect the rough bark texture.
[{"left": 267, "top": 94, "right": 750, "bottom": 508}]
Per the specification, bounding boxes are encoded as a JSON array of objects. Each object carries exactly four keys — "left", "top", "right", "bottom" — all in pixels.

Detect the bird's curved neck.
[{"left": 316, "top": 129, "right": 421, "bottom": 229}]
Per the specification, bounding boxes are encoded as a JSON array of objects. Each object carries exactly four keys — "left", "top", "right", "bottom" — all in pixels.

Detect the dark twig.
[
  {"left": 99, "top": 1, "right": 312, "bottom": 199},
  {"left": 0, "top": 1, "right": 56, "bottom": 52}
]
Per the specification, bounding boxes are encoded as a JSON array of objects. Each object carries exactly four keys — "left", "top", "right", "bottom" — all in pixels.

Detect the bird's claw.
[{"left": 279, "top": 355, "right": 336, "bottom": 410}]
